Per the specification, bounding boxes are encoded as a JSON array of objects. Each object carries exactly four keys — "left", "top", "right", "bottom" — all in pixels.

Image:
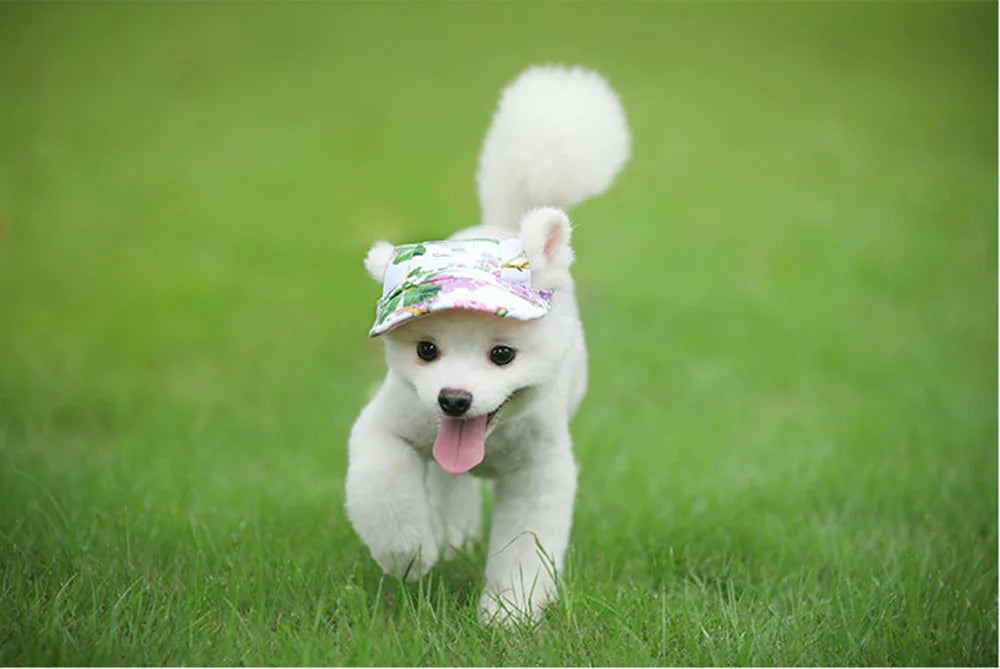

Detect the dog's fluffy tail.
[{"left": 477, "top": 65, "right": 631, "bottom": 231}]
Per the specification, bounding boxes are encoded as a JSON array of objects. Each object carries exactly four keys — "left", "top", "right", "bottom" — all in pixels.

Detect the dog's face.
[
  {"left": 383, "top": 307, "right": 572, "bottom": 474},
  {"left": 383, "top": 309, "right": 557, "bottom": 422}
]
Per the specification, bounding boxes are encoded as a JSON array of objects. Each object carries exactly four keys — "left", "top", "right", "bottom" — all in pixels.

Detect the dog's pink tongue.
[{"left": 433, "top": 415, "right": 488, "bottom": 474}]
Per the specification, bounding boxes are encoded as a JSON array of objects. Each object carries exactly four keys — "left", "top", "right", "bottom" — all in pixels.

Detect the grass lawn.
[{"left": 1, "top": 1, "right": 996, "bottom": 665}]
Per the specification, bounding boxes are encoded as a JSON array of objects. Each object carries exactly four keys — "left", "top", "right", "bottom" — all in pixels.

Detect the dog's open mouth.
[{"left": 432, "top": 407, "right": 501, "bottom": 475}]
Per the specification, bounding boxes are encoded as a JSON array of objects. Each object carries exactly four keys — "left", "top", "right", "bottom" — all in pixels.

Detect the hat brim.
[{"left": 369, "top": 271, "right": 551, "bottom": 337}]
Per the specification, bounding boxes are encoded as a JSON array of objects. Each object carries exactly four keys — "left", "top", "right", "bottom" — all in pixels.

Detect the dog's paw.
[
  {"left": 371, "top": 535, "right": 440, "bottom": 581},
  {"left": 478, "top": 584, "right": 553, "bottom": 626}
]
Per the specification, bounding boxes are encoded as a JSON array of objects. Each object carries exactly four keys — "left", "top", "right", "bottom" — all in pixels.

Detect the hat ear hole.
[
  {"left": 519, "top": 207, "right": 574, "bottom": 291},
  {"left": 364, "top": 241, "right": 395, "bottom": 282},
  {"left": 544, "top": 223, "right": 565, "bottom": 261}
]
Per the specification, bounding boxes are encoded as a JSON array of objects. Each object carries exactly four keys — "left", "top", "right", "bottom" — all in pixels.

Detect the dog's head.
[{"left": 364, "top": 208, "right": 576, "bottom": 473}]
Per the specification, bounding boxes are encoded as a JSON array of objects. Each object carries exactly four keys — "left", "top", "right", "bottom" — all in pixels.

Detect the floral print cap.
[{"left": 369, "top": 237, "right": 553, "bottom": 337}]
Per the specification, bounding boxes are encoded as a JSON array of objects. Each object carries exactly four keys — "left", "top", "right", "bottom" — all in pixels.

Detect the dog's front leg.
[
  {"left": 346, "top": 409, "right": 439, "bottom": 580},
  {"left": 425, "top": 465, "right": 483, "bottom": 558},
  {"left": 480, "top": 446, "right": 577, "bottom": 623}
]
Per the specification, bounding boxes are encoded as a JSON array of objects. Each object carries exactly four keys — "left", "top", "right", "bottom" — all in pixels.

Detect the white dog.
[{"left": 346, "top": 64, "right": 630, "bottom": 623}]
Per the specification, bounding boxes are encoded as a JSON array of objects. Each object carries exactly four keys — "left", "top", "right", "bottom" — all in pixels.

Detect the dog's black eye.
[
  {"left": 489, "top": 345, "right": 516, "bottom": 366},
  {"left": 416, "top": 341, "right": 438, "bottom": 362}
]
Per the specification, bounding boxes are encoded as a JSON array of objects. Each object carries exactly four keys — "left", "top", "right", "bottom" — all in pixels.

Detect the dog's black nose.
[{"left": 438, "top": 388, "right": 472, "bottom": 417}]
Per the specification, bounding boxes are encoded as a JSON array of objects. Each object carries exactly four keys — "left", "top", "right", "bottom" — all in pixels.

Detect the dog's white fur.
[{"left": 347, "top": 65, "right": 630, "bottom": 623}]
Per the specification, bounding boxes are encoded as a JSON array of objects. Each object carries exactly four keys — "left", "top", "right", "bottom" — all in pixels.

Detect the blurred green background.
[{"left": 0, "top": 1, "right": 996, "bottom": 665}]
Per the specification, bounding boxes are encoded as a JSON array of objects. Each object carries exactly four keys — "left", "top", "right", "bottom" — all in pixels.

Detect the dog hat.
[{"left": 369, "top": 237, "right": 553, "bottom": 337}]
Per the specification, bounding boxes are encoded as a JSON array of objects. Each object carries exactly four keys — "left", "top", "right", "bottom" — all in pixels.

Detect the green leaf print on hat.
[
  {"left": 373, "top": 269, "right": 444, "bottom": 327},
  {"left": 392, "top": 243, "right": 427, "bottom": 265}
]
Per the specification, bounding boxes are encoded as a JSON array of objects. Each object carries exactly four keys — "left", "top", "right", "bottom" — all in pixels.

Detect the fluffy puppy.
[{"left": 346, "top": 65, "right": 630, "bottom": 623}]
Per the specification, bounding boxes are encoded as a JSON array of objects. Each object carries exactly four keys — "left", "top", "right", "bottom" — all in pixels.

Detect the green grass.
[{"left": 1, "top": 1, "right": 996, "bottom": 665}]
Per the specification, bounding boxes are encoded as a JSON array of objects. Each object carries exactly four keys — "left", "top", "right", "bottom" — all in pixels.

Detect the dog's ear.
[
  {"left": 364, "top": 240, "right": 395, "bottom": 283},
  {"left": 519, "top": 207, "right": 574, "bottom": 291}
]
